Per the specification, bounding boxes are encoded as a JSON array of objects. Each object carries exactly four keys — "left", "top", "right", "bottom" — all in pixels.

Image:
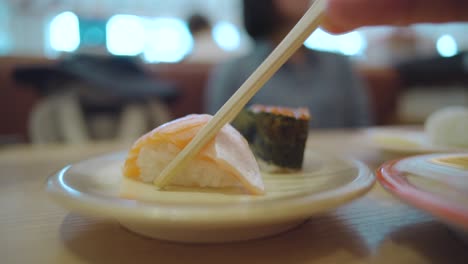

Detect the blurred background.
[{"left": 0, "top": 0, "right": 467, "bottom": 144}]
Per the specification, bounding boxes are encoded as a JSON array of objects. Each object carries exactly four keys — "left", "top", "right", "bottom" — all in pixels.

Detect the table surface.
[{"left": 1, "top": 128, "right": 467, "bottom": 264}]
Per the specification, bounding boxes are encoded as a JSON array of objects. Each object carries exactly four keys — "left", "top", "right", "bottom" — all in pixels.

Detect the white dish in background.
[
  {"left": 46, "top": 150, "right": 374, "bottom": 243},
  {"left": 368, "top": 127, "right": 468, "bottom": 154}
]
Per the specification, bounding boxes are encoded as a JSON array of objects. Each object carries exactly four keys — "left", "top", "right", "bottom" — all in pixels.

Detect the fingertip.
[
  {"left": 321, "top": 0, "right": 354, "bottom": 34},
  {"left": 320, "top": 17, "right": 348, "bottom": 34},
  {"left": 324, "top": 0, "right": 346, "bottom": 19}
]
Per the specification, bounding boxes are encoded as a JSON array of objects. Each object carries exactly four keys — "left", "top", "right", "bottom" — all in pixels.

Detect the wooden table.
[{"left": 1, "top": 129, "right": 467, "bottom": 264}]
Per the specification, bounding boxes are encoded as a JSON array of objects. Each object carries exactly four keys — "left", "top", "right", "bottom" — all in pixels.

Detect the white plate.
[
  {"left": 46, "top": 150, "right": 374, "bottom": 243},
  {"left": 368, "top": 127, "right": 468, "bottom": 154}
]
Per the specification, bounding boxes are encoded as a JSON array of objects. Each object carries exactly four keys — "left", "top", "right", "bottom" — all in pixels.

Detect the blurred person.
[
  {"left": 322, "top": 0, "right": 468, "bottom": 34},
  {"left": 185, "top": 13, "right": 234, "bottom": 63},
  {"left": 205, "top": 0, "right": 372, "bottom": 128}
]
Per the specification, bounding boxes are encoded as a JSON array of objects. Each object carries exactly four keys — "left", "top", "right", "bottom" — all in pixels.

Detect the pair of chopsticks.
[{"left": 154, "top": 0, "right": 327, "bottom": 188}]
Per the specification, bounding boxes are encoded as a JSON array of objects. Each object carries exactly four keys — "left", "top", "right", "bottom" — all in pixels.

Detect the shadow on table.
[
  {"left": 60, "top": 213, "right": 369, "bottom": 264},
  {"left": 374, "top": 221, "right": 468, "bottom": 264}
]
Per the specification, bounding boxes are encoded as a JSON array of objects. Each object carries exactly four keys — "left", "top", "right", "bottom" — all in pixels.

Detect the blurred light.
[
  {"left": 436, "top": 34, "right": 458, "bottom": 57},
  {"left": 304, "top": 29, "right": 365, "bottom": 56},
  {"left": 0, "top": 1, "right": 11, "bottom": 54},
  {"left": 304, "top": 28, "right": 336, "bottom": 52},
  {"left": 49, "top": 11, "right": 80, "bottom": 52},
  {"left": 106, "top": 15, "right": 145, "bottom": 56},
  {"left": 143, "top": 18, "right": 193, "bottom": 63},
  {"left": 0, "top": 32, "right": 11, "bottom": 55},
  {"left": 212, "top": 22, "right": 241, "bottom": 51},
  {"left": 338, "top": 31, "right": 365, "bottom": 56}
]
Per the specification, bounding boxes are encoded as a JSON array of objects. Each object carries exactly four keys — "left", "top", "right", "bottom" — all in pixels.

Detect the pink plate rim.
[{"left": 377, "top": 156, "right": 468, "bottom": 231}]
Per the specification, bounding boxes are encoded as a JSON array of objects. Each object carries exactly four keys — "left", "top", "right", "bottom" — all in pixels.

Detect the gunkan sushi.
[
  {"left": 123, "top": 114, "right": 265, "bottom": 195},
  {"left": 232, "top": 105, "right": 310, "bottom": 172}
]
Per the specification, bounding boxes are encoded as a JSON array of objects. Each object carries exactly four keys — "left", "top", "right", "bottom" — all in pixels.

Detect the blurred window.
[
  {"left": 143, "top": 18, "right": 193, "bottom": 63},
  {"left": 212, "top": 21, "right": 241, "bottom": 51},
  {"left": 106, "top": 15, "right": 145, "bottom": 56},
  {"left": 304, "top": 28, "right": 366, "bottom": 56},
  {"left": 49, "top": 11, "right": 80, "bottom": 52},
  {"left": 0, "top": 1, "right": 11, "bottom": 55}
]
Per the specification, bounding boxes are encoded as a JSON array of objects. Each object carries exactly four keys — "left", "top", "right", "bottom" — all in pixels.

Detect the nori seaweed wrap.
[{"left": 232, "top": 105, "right": 310, "bottom": 172}]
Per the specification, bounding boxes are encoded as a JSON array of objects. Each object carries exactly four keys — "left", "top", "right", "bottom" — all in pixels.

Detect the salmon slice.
[{"left": 123, "top": 114, "right": 264, "bottom": 195}]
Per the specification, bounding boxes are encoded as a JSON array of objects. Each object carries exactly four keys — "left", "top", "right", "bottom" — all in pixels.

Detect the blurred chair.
[
  {"left": 14, "top": 54, "right": 178, "bottom": 144},
  {"left": 396, "top": 51, "right": 468, "bottom": 87},
  {"left": 28, "top": 91, "right": 171, "bottom": 144}
]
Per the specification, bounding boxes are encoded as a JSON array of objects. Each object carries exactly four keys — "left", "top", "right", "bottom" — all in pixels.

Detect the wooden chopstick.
[{"left": 154, "top": 0, "right": 327, "bottom": 188}]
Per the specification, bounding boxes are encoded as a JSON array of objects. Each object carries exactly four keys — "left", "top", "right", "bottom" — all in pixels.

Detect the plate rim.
[
  {"left": 46, "top": 151, "right": 375, "bottom": 225},
  {"left": 377, "top": 153, "right": 468, "bottom": 231}
]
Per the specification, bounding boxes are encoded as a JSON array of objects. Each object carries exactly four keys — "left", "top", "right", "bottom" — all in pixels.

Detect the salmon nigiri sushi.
[{"left": 123, "top": 114, "right": 264, "bottom": 195}]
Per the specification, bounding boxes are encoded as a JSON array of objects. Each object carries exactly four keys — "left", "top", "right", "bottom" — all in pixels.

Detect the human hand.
[{"left": 321, "top": 0, "right": 468, "bottom": 33}]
